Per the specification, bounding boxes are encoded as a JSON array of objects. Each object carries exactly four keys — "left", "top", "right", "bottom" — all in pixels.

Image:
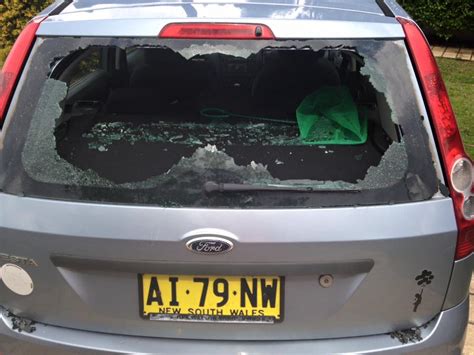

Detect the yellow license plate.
[{"left": 139, "top": 274, "right": 284, "bottom": 323}]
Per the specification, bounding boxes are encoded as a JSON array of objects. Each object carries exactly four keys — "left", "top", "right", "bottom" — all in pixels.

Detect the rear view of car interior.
[{"left": 53, "top": 45, "right": 399, "bottom": 185}]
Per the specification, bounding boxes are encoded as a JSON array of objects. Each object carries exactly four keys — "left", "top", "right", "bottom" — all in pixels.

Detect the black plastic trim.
[
  {"left": 51, "top": 255, "right": 375, "bottom": 275},
  {"left": 375, "top": 0, "right": 395, "bottom": 17},
  {"left": 49, "top": 0, "right": 73, "bottom": 16}
]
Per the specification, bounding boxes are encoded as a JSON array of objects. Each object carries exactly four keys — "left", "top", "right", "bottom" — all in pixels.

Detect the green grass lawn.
[{"left": 437, "top": 58, "right": 474, "bottom": 158}]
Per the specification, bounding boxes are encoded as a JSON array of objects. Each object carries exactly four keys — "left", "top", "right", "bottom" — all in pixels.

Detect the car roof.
[
  {"left": 37, "top": 0, "right": 409, "bottom": 39},
  {"left": 62, "top": 0, "right": 385, "bottom": 16}
]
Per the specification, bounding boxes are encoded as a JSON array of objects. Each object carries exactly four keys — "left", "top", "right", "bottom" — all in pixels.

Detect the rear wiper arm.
[{"left": 204, "top": 181, "right": 360, "bottom": 193}]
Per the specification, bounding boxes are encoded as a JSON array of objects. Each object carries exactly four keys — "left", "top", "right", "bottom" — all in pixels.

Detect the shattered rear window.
[{"left": 0, "top": 38, "right": 438, "bottom": 208}]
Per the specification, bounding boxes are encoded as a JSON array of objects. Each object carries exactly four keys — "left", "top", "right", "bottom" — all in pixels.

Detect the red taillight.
[
  {"left": 159, "top": 23, "right": 275, "bottom": 40},
  {"left": 0, "top": 17, "right": 45, "bottom": 123},
  {"left": 398, "top": 17, "right": 474, "bottom": 260}
]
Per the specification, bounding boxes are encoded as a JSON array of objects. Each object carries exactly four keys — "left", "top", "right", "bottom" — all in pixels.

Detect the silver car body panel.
[
  {"left": 443, "top": 255, "right": 474, "bottom": 310},
  {"left": 37, "top": 0, "right": 405, "bottom": 38},
  {"left": 37, "top": 18, "right": 404, "bottom": 39},
  {"left": 0, "top": 193, "right": 458, "bottom": 340},
  {"left": 60, "top": 0, "right": 387, "bottom": 16},
  {"left": 0, "top": 296, "right": 468, "bottom": 354}
]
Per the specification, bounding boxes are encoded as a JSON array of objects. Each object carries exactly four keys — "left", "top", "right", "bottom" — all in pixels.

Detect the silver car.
[{"left": 0, "top": 0, "right": 472, "bottom": 354}]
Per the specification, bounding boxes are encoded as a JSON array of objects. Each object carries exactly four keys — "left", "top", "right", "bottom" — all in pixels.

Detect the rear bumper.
[{"left": 0, "top": 295, "right": 468, "bottom": 355}]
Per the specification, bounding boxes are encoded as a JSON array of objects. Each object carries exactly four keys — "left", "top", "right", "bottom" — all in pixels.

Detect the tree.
[
  {"left": 0, "top": 0, "right": 54, "bottom": 63},
  {"left": 400, "top": 0, "right": 473, "bottom": 40}
]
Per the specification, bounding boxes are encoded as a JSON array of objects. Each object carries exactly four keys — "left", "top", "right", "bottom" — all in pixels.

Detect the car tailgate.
[{"left": 0, "top": 194, "right": 456, "bottom": 340}]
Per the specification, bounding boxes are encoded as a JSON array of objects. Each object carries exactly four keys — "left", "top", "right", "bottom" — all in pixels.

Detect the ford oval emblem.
[{"left": 186, "top": 237, "right": 234, "bottom": 254}]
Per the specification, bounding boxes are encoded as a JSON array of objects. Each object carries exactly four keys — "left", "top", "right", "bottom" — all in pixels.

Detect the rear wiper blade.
[{"left": 204, "top": 181, "right": 360, "bottom": 193}]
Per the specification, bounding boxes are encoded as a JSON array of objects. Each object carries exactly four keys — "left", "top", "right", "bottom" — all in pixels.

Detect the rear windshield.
[{"left": 0, "top": 37, "right": 438, "bottom": 208}]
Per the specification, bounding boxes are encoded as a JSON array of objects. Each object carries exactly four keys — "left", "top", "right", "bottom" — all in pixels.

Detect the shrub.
[
  {"left": 400, "top": 0, "right": 473, "bottom": 40},
  {"left": 0, "top": 0, "right": 54, "bottom": 63}
]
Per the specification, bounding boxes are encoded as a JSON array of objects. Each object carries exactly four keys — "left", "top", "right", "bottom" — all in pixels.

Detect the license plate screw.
[{"left": 319, "top": 274, "right": 333, "bottom": 288}]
